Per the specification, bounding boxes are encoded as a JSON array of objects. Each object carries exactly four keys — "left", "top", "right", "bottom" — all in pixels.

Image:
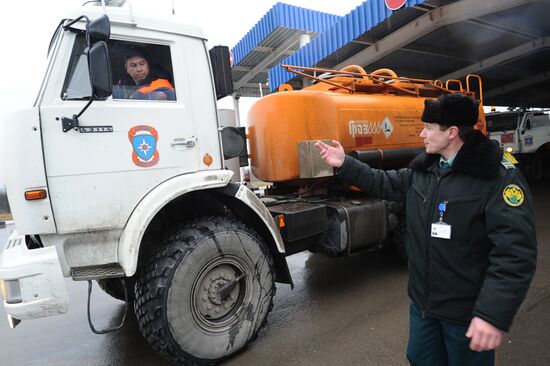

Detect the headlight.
[{"left": 0, "top": 279, "right": 22, "bottom": 304}]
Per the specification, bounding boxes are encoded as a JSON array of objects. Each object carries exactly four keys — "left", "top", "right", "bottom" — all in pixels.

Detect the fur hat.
[{"left": 421, "top": 93, "right": 479, "bottom": 127}]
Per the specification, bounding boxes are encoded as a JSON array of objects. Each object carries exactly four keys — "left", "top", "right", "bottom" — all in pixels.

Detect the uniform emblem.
[
  {"left": 503, "top": 184, "right": 524, "bottom": 207},
  {"left": 128, "top": 125, "right": 159, "bottom": 168}
]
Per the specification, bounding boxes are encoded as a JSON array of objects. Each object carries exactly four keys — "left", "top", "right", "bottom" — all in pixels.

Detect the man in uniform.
[{"left": 316, "top": 93, "right": 537, "bottom": 365}]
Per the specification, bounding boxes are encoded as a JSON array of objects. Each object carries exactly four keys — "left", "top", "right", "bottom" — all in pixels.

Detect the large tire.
[
  {"left": 96, "top": 278, "right": 135, "bottom": 301},
  {"left": 134, "top": 217, "right": 275, "bottom": 365}
]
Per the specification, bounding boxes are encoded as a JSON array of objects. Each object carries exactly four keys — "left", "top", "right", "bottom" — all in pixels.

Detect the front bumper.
[{"left": 0, "top": 230, "right": 68, "bottom": 327}]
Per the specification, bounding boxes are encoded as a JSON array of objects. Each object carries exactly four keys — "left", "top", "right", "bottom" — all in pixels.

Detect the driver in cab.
[{"left": 114, "top": 46, "right": 175, "bottom": 101}]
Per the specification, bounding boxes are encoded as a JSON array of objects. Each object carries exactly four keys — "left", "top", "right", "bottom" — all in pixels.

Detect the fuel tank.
[{"left": 247, "top": 67, "right": 485, "bottom": 183}]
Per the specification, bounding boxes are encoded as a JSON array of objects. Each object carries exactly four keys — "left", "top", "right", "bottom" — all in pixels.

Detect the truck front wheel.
[{"left": 134, "top": 217, "right": 275, "bottom": 365}]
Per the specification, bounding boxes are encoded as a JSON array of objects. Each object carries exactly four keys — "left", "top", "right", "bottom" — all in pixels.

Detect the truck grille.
[{"left": 5, "top": 238, "right": 23, "bottom": 250}]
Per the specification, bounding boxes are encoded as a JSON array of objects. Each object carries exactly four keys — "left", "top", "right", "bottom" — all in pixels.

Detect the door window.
[
  {"left": 110, "top": 40, "right": 176, "bottom": 101},
  {"left": 61, "top": 34, "right": 92, "bottom": 100},
  {"left": 61, "top": 35, "right": 176, "bottom": 101}
]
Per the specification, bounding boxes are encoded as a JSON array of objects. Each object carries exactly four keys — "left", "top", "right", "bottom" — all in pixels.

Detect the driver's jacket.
[{"left": 337, "top": 131, "right": 537, "bottom": 331}]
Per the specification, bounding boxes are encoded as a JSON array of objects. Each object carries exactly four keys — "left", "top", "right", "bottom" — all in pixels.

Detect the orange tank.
[{"left": 247, "top": 65, "right": 485, "bottom": 182}]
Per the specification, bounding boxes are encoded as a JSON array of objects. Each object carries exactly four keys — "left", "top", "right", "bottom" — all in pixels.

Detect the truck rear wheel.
[{"left": 134, "top": 217, "right": 275, "bottom": 365}]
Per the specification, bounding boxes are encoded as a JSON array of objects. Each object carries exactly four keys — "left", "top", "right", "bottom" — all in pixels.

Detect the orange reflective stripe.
[{"left": 138, "top": 79, "right": 174, "bottom": 94}]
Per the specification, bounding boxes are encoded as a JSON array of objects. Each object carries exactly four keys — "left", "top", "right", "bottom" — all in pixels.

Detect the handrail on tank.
[
  {"left": 282, "top": 64, "right": 421, "bottom": 95},
  {"left": 445, "top": 79, "right": 463, "bottom": 92},
  {"left": 466, "top": 74, "right": 483, "bottom": 105},
  {"left": 280, "top": 64, "right": 481, "bottom": 98}
]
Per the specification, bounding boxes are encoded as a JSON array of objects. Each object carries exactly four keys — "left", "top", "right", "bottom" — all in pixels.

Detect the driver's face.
[{"left": 125, "top": 56, "right": 150, "bottom": 83}]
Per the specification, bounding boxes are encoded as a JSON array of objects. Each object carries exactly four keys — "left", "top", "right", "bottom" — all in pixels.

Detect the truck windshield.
[{"left": 486, "top": 114, "right": 518, "bottom": 132}]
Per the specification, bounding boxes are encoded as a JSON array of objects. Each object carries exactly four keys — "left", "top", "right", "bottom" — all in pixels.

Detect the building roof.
[
  {"left": 230, "top": 2, "right": 341, "bottom": 97},
  {"left": 233, "top": 0, "right": 550, "bottom": 107}
]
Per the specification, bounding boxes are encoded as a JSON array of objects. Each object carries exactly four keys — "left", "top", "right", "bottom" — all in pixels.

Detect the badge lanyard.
[
  {"left": 438, "top": 201, "right": 447, "bottom": 222},
  {"left": 431, "top": 201, "right": 451, "bottom": 239}
]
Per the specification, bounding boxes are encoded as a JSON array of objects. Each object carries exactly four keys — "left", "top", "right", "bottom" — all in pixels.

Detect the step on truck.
[{"left": 0, "top": 3, "right": 486, "bottom": 365}]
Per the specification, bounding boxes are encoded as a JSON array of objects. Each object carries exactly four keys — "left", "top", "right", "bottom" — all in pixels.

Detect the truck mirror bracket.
[{"left": 62, "top": 115, "right": 79, "bottom": 132}]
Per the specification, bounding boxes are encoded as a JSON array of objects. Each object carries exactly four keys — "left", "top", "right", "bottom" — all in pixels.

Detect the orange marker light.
[
  {"left": 25, "top": 189, "right": 47, "bottom": 200},
  {"left": 203, "top": 153, "right": 213, "bottom": 166},
  {"left": 277, "top": 215, "right": 286, "bottom": 228}
]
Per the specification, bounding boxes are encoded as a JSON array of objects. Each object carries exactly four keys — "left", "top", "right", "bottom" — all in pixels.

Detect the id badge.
[{"left": 431, "top": 222, "right": 451, "bottom": 239}]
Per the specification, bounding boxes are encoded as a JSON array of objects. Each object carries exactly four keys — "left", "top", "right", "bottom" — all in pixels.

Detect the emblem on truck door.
[{"left": 128, "top": 125, "right": 160, "bottom": 167}]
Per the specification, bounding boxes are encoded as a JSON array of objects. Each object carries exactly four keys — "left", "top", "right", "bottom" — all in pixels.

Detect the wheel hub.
[{"left": 196, "top": 264, "right": 241, "bottom": 321}]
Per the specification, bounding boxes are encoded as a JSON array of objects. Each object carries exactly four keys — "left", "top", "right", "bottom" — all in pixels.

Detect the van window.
[{"left": 486, "top": 114, "right": 519, "bottom": 132}]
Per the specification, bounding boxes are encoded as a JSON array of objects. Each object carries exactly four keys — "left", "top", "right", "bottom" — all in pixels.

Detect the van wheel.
[{"left": 134, "top": 217, "right": 275, "bottom": 365}]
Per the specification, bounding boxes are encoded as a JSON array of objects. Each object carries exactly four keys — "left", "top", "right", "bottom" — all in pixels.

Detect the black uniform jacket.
[{"left": 337, "top": 131, "right": 537, "bottom": 331}]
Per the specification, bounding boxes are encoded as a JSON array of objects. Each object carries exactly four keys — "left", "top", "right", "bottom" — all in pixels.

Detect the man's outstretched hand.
[{"left": 315, "top": 140, "right": 345, "bottom": 168}]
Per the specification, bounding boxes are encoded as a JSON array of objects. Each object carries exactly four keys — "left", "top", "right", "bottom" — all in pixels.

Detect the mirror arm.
[
  {"left": 63, "top": 15, "right": 89, "bottom": 31},
  {"left": 61, "top": 96, "right": 94, "bottom": 133}
]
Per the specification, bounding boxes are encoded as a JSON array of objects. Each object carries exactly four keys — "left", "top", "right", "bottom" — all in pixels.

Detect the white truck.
[
  {"left": 486, "top": 109, "right": 550, "bottom": 180},
  {"left": 0, "top": 4, "right": 288, "bottom": 365}
]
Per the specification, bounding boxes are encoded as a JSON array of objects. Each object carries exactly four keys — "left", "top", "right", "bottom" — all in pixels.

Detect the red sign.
[
  {"left": 501, "top": 133, "right": 514, "bottom": 144},
  {"left": 385, "top": 0, "right": 407, "bottom": 11}
]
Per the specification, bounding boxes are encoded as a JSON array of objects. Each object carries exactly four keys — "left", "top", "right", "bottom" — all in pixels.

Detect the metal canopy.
[
  {"left": 258, "top": 0, "right": 550, "bottom": 107},
  {"left": 230, "top": 3, "right": 341, "bottom": 97}
]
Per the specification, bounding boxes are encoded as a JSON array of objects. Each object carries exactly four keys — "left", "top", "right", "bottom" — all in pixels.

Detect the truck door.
[
  {"left": 39, "top": 32, "right": 217, "bottom": 233},
  {"left": 519, "top": 114, "right": 533, "bottom": 153}
]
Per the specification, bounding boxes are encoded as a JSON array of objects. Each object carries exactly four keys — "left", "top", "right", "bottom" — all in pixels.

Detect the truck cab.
[{"left": 0, "top": 4, "right": 290, "bottom": 364}]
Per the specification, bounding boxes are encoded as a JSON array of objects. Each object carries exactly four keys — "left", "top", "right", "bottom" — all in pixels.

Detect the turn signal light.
[
  {"left": 277, "top": 214, "right": 286, "bottom": 228},
  {"left": 24, "top": 189, "right": 47, "bottom": 201}
]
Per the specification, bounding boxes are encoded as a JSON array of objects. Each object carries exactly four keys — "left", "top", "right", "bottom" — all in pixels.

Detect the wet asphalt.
[{"left": 0, "top": 180, "right": 549, "bottom": 366}]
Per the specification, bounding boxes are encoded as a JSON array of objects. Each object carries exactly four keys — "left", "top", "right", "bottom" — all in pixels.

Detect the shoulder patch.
[
  {"left": 501, "top": 152, "right": 517, "bottom": 169},
  {"left": 503, "top": 184, "right": 524, "bottom": 207}
]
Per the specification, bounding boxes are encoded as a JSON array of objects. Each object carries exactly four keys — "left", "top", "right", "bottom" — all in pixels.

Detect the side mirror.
[
  {"left": 88, "top": 14, "right": 111, "bottom": 44},
  {"left": 88, "top": 41, "right": 112, "bottom": 99},
  {"left": 209, "top": 46, "right": 234, "bottom": 100}
]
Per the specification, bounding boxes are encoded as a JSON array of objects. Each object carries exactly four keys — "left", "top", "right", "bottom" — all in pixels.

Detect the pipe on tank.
[{"left": 349, "top": 147, "right": 425, "bottom": 164}]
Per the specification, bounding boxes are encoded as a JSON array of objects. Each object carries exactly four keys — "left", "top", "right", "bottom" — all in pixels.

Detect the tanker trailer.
[{"left": 247, "top": 65, "right": 486, "bottom": 258}]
